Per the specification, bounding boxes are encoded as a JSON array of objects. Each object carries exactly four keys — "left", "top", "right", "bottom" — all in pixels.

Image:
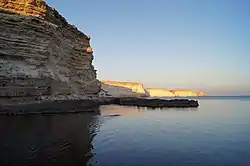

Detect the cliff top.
[
  {"left": 0, "top": 0, "right": 47, "bottom": 18},
  {"left": 147, "top": 88, "right": 196, "bottom": 92},
  {"left": 0, "top": 0, "right": 89, "bottom": 39},
  {"left": 101, "top": 80, "right": 144, "bottom": 87}
]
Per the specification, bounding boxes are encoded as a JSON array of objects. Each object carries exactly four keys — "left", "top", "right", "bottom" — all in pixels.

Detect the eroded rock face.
[
  {"left": 146, "top": 88, "right": 206, "bottom": 97},
  {"left": 146, "top": 88, "right": 175, "bottom": 97},
  {"left": 0, "top": 0, "right": 47, "bottom": 17},
  {"left": 101, "top": 80, "right": 149, "bottom": 97},
  {"left": 0, "top": 0, "right": 101, "bottom": 104},
  {"left": 100, "top": 80, "right": 207, "bottom": 98}
]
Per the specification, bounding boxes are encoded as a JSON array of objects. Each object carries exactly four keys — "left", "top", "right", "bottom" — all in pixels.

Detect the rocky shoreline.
[
  {"left": 0, "top": 0, "right": 200, "bottom": 115},
  {"left": 0, "top": 97, "right": 199, "bottom": 115},
  {"left": 115, "top": 97, "right": 199, "bottom": 108}
]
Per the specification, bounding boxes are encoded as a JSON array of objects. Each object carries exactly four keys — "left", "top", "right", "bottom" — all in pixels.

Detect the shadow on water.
[{"left": 0, "top": 108, "right": 102, "bottom": 166}]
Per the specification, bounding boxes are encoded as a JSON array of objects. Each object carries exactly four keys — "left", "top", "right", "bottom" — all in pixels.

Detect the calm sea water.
[{"left": 0, "top": 96, "right": 250, "bottom": 166}]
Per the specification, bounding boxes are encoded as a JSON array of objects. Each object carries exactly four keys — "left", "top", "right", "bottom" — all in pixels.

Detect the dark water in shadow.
[
  {"left": 0, "top": 111, "right": 101, "bottom": 166},
  {"left": 1, "top": 96, "right": 250, "bottom": 166}
]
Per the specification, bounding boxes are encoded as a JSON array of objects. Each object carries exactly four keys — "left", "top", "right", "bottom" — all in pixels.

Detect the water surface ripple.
[
  {"left": 90, "top": 97, "right": 250, "bottom": 166},
  {"left": 0, "top": 96, "right": 250, "bottom": 166}
]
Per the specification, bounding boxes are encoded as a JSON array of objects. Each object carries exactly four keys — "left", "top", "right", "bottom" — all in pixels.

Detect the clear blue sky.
[{"left": 46, "top": 0, "right": 250, "bottom": 95}]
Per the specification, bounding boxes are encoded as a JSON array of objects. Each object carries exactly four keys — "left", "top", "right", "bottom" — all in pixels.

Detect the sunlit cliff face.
[
  {"left": 0, "top": 0, "right": 47, "bottom": 17},
  {"left": 173, "top": 90, "right": 198, "bottom": 97},
  {"left": 147, "top": 89, "right": 206, "bottom": 97},
  {"left": 198, "top": 92, "right": 207, "bottom": 96},
  {"left": 101, "top": 81, "right": 206, "bottom": 97},
  {"left": 101, "top": 80, "right": 147, "bottom": 95},
  {"left": 146, "top": 88, "right": 175, "bottom": 97}
]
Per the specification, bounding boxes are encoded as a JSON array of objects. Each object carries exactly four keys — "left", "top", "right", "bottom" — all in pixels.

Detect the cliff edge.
[
  {"left": 101, "top": 80, "right": 206, "bottom": 98},
  {"left": 101, "top": 80, "right": 148, "bottom": 97},
  {"left": 146, "top": 88, "right": 206, "bottom": 97},
  {"left": 0, "top": 0, "right": 101, "bottom": 104}
]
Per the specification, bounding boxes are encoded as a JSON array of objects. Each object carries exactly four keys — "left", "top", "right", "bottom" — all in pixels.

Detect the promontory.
[
  {"left": 0, "top": 0, "right": 200, "bottom": 114},
  {"left": 0, "top": 0, "right": 101, "bottom": 104}
]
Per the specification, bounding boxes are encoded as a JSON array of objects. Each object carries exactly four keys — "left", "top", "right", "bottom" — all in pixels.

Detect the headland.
[{"left": 0, "top": 0, "right": 200, "bottom": 115}]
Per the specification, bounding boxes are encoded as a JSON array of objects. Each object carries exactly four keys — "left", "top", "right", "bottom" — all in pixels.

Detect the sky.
[{"left": 46, "top": 0, "right": 250, "bottom": 95}]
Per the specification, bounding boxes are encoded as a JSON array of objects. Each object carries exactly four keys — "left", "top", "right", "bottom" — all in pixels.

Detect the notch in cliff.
[{"left": 0, "top": 0, "right": 101, "bottom": 104}]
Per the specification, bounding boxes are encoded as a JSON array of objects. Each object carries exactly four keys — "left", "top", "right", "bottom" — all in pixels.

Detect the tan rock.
[
  {"left": 86, "top": 47, "right": 93, "bottom": 53},
  {"left": 173, "top": 90, "right": 198, "bottom": 97},
  {"left": 0, "top": 0, "right": 47, "bottom": 17},
  {"left": 101, "top": 80, "right": 148, "bottom": 97},
  {"left": 198, "top": 91, "right": 207, "bottom": 96},
  {"left": 0, "top": 0, "right": 100, "bottom": 104},
  {"left": 146, "top": 88, "right": 175, "bottom": 97},
  {"left": 146, "top": 88, "right": 207, "bottom": 97},
  {"left": 100, "top": 80, "right": 207, "bottom": 98}
]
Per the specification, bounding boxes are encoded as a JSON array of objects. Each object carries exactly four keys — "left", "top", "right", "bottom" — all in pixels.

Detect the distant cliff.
[
  {"left": 146, "top": 88, "right": 175, "bottom": 97},
  {"left": 101, "top": 80, "right": 148, "bottom": 97},
  {"left": 101, "top": 81, "right": 206, "bottom": 98},
  {"left": 0, "top": 0, "right": 100, "bottom": 104},
  {"left": 146, "top": 89, "right": 206, "bottom": 97}
]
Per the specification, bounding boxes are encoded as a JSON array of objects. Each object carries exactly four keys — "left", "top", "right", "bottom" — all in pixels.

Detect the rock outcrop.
[
  {"left": 115, "top": 97, "right": 199, "bottom": 108},
  {"left": 172, "top": 90, "right": 203, "bottom": 97},
  {"left": 0, "top": 0, "right": 101, "bottom": 104},
  {"left": 101, "top": 80, "right": 148, "bottom": 97},
  {"left": 146, "top": 88, "right": 206, "bottom": 97},
  {"left": 146, "top": 88, "right": 175, "bottom": 97},
  {"left": 101, "top": 80, "right": 206, "bottom": 98}
]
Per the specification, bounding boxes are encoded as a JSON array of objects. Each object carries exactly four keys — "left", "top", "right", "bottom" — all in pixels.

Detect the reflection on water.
[
  {"left": 100, "top": 105, "right": 144, "bottom": 117},
  {"left": 90, "top": 97, "right": 250, "bottom": 166},
  {"left": 0, "top": 110, "right": 101, "bottom": 166},
  {"left": 0, "top": 97, "right": 250, "bottom": 166},
  {"left": 100, "top": 105, "right": 198, "bottom": 117}
]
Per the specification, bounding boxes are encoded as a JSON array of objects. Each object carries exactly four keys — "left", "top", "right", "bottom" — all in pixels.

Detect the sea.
[{"left": 0, "top": 96, "right": 250, "bottom": 166}]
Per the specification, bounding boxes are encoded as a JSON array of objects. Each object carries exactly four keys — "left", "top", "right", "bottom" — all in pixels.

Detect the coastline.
[
  {"left": 0, "top": 1, "right": 200, "bottom": 116},
  {"left": 0, "top": 97, "right": 199, "bottom": 115}
]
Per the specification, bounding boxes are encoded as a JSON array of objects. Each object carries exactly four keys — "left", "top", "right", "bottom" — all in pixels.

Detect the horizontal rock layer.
[
  {"left": 101, "top": 80, "right": 148, "bottom": 97},
  {"left": 101, "top": 80, "right": 206, "bottom": 97},
  {"left": 0, "top": 0, "right": 100, "bottom": 104},
  {"left": 146, "top": 88, "right": 206, "bottom": 97}
]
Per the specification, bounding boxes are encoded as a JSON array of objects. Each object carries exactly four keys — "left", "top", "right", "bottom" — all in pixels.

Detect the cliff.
[
  {"left": 173, "top": 90, "right": 201, "bottom": 97},
  {"left": 101, "top": 80, "right": 206, "bottom": 98},
  {"left": 146, "top": 88, "right": 206, "bottom": 97},
  {"left": 146, "top": 88, "right": 175, "bottom": 97},
  {"left": 101, "top": 80, "right": 148, "bottom": 97},
  {"left": 0, "top": 0, "right": 101, "bottom": 104}
]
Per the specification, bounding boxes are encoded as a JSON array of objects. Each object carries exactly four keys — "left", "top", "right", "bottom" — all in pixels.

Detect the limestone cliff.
[
  {"left": 146, "top": 88, "right": 175, "bottom": 97},
  {"left": 173, "top": 90, "right": 200, "bottom": 97},
  {"left": 146, "top": 88, "right": 206, "bottom": 97},
  {"left": 101, "top": 80, "right": 148, "bottom": 97},
  {"left": 0, "top": 0, "right": 100, "bottom": 104},
  {"left": 101, "top": 80, "right": 206, "bottom": 98}
]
